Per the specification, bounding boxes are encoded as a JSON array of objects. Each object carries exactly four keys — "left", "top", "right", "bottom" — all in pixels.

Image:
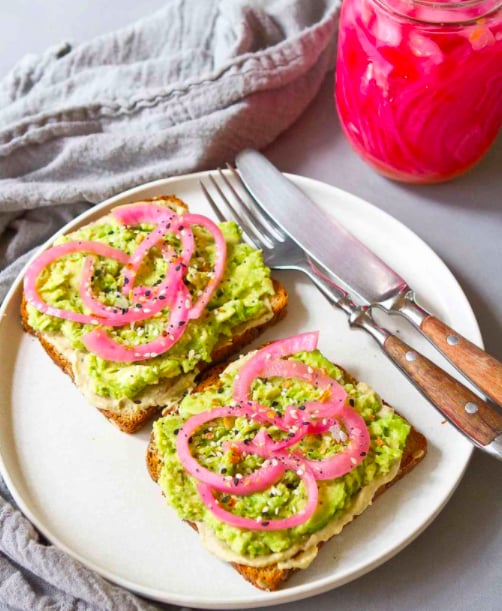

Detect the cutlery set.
[{"left": 201, "top": 150, "right": 502, "bottom": 459}]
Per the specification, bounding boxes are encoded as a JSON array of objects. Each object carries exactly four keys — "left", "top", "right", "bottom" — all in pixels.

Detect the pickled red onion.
[
  {"left": 182, "top": 214, "right": 226, "bottom": 319},
  {"left": 112, "top": 202, "right": 175, "bottom": 226},
  {"left": 197, "top": 457, "right": 319, "bottom": 531},
  {"left": 24, "top": 241, "right": 129, "bottom": 325},
  {"left": 121, "top": 215, "right": 194, "bottom": 298},
  {"left": 176, "top": 333, "right": 371, "bottom": 531},
  {"left": 24, "top": 202, "right": 228, "bottom": 363},
  {"left": 113, "top": 205, "right": 226, "bottom": 319},
  {"left": 233, "top": 331, "right": 319, "bottom": 403},
  {"left": 80, "top": 236, "right": 188, "bottom": 326},
  {"left": 176, "top": 406, "right": 287, "bottom": 494},
  {"left": 302, "top": 404, "right": 370, "bottom": 480},
  {"left": 82, "top": 283, "right": 190, "bottom": 362},
  {"left": 112, "top": 203, "right": 178, "bottom": 296}
]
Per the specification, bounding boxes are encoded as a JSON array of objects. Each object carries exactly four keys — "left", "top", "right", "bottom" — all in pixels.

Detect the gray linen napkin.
[{"left": 0, "top": 0, "right": 340, "bottom": 608}]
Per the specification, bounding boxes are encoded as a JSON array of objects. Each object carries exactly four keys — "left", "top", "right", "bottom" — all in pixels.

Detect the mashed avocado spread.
[
  {"left": 27, "top": 201, "right": 275, "bottom": 401},
  {"left": 153, "top": 350, "right": 410, "bottom": 559}
]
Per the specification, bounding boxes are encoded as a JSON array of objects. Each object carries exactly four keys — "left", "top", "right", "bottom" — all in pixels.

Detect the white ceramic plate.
[{"left": 0, "top": 172, "right": 476, "bottom": 609}]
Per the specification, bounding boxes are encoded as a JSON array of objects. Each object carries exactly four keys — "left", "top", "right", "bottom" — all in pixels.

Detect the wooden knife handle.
[
  {"left": 420, "top": 315, "right": 502, "bottom": 409},
  {"left": 384, "top": 334, "right": 502, "bottom": 446}
]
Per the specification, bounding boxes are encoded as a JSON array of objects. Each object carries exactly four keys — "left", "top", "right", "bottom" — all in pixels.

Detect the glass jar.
[{"left": 335, "top": 0, "right": 502, "bottom": 183}]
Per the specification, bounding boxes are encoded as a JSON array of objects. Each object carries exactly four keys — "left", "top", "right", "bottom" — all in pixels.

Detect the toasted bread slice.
[
  {"left": 20, "top": 195, "right": 288, "bottom": 433},
  {"left": 147, "top": 356, "right": 427, "bottom": 591}
]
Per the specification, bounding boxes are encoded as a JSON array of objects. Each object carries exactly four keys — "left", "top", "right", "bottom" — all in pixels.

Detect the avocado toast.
[
  {"left": 147, "top": 332, "right": 427, "bottom": 591},
  {"left": 21, "top": 195, "right": 287, "bottom": 433}
]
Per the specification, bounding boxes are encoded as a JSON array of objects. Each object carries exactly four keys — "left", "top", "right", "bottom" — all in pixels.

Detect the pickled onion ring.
[
  {"left": 182, "top": 214, "right": 227, "bottom": 320},
  {"left": 25, "top": 202, "right": 228, "bottom": 362},
  {"left": 82, "top": 282, "right": 190, "bottom": 362},
  {"left": 119, "top": 213, "right": 194, "bottom": 299},
  {"left": 24, "top": 241, "right": 129, "bottom": 325},
  {"left": 79, "top": 251, "right": 181, "bottom": 326},
  {"left": 176, "top": 406, "right": 286, "bottom": 493},
  {"left": 112, "top": 202, "right": 175, "bottom": 226},
  {"left": 233, "top": 332, "right": 319, "bottom": 403},
  {"left": 176, "top": 333, "right": 371, "bottom": 531},
  {"left": 112, "top": 203, "right": 177, "bottom": 296},
  {"left": 197, "top": 457, "right": 318, "bottom": 531},
  {"left": 302, "top": 404, "right": 370, "bottom": 480}
]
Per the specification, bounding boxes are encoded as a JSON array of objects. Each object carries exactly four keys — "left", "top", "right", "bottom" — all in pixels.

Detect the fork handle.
[
  {"left": 383, "top": 334, "right": 502, "bottom": 448},
  {"left": 348, "top": 309, "right": 502, "bottom": 458},
  {"left": 390, "top": 293, "right": 502, "bottom": 409}
]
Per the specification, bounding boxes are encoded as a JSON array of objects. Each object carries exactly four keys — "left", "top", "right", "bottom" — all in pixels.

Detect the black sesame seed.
[{"left": 261, "top": 521, "right": 270, "bottom": 527}]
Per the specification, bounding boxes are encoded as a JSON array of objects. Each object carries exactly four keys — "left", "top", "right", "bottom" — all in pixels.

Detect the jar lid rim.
[{"left": 374, "top": 0, "right": 502, "bottom": 23}]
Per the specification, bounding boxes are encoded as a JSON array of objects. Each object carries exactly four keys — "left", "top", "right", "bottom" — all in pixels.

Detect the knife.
[{"left": 236, "top": 149, "right": 502, "bottom": 411}]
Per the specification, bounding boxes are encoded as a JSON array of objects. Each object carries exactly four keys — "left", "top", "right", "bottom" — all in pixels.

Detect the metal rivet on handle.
[
  {"left": 447, "top": 335, "right": 459, "bottom": 346},
  {"left": 405, "top": 351, "right": 418, "bottom": 362},
  {"left": 465, "top": 402, "right": 479, "bottom": 414}
]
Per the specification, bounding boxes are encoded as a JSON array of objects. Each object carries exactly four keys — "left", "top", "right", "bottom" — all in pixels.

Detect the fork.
[{"left": 200, "top": 167, "right": 502, "bottom": 459}]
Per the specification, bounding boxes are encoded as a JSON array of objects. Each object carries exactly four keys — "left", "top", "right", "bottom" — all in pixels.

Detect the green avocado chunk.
[
  {"left": 153, "top": 350, "right": 411, "bottom": 558},
  {"left": 27, "top": 205, "right": 275, "bottom": 400}
]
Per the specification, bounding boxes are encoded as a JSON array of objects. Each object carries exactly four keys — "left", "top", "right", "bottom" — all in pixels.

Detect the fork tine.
[
  {"left": 224, "top": 164, "right": 286, "bottom": 243},
  {"left": 201, "top": 176, "right": 264, "bottom": 250},
  {"left": 206, "top": 172, "right": 275, "bottom": 250},
  {"left": 211, "top": 171, "right": 266, "bottom": 244},
  {"left": 200, "top": 181, "right": 226, "bottom": 223}
]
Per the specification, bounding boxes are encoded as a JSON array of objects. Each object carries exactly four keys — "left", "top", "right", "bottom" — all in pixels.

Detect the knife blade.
[{"left": 235, "top": 148, "right": 502, "bottom": 409}]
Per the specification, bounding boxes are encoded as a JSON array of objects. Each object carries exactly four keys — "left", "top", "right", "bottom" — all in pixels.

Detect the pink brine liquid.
[{"left": 335, "top": 0, "right": 502, "bottom": 183}]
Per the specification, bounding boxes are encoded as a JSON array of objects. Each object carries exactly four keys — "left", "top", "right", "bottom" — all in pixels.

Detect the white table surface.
[{"left": 1, "top": 2, "right": 502, "bottom": 610}]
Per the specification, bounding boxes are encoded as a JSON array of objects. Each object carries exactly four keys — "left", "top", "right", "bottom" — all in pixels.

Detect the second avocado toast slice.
[{"left": 147, "top": 332, "right": 427, "bottom": 590}]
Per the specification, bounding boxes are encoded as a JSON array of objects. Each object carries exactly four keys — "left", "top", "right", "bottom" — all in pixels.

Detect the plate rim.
[{"left": 0, "top": 170, "right": 477, "bottom": 608}]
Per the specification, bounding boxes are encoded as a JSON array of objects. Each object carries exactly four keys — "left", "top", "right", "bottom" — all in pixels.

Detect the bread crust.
[
  {"left": 20, "top": 196, "right": 288, "bottom": 434},
  {"left": 146, "top": 358, "right": 427, "bottom": 591}
]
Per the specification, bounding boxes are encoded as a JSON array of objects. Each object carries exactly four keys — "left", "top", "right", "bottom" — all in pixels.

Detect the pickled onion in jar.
[{"left": 335, "top": 0, "right": 502, "bottom": 183}]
